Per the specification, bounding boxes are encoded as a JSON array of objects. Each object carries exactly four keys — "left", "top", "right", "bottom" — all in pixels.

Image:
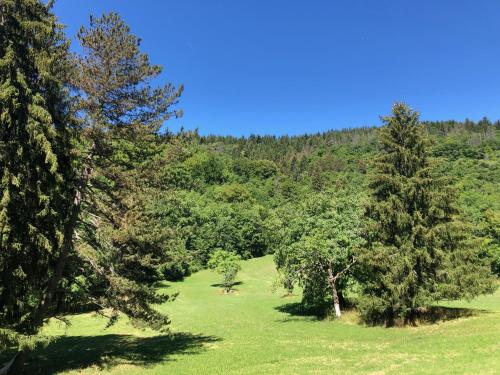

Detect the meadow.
[{"left": 25, "top": 255, "right": 500, "bottom": 375}]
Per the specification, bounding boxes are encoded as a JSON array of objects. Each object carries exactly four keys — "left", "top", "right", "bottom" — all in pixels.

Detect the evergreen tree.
[
  {"left": 0, "top": 6, "right": 185, "bottom": 370},
  {"left": 0, "top": 0, "right": 75, "bottom": 353},
  {"left": 66, "top": 12, "right": 184, "bottom": 331},
  {"left": 357, "top": 103, "right": 496, "bottom": 326}
]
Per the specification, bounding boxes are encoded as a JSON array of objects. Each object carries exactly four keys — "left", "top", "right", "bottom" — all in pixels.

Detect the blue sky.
[{"left": 54, "top": 0, "right": 500, "bottom": 136}]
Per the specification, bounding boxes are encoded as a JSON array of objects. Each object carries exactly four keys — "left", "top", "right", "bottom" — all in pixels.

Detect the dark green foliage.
[
  {"left": 0, "top": 0, "right": 75, "bottom": 343},
  {"left": 185, "top": 199, "right": 277, "bottom": 262},
  {"left": 73, "top": 12, "right": 183, "bottom": 132},
  {"left": 356, "top": 103, "right": 496, "bottom": 326},
  {"left": 70, "top": 12, "right": 184, "bottom": 330}
]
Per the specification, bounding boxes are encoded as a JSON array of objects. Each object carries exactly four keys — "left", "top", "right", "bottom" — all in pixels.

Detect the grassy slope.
[{"left": 31, "top": 255, "right": 499, "bottom": 375}]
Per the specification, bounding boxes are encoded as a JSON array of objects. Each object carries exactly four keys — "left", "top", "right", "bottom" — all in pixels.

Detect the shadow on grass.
[
  {"left": 275, "top": 303, "right": 490, "bottom": 326},
  {"left": 24, "top": 332, "right": 221, "bottom": 374},
  {"left": 210, "top": 281, "right": 243, "bottom": 288},
  {"left": 415, "top": 306, "right": 489, "bottom": 324},
  {"left": 274, "top": 302, "right": 326, "bottom": 322}
]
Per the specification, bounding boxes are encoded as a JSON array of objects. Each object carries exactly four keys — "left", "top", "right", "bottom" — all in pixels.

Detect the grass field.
[{"left": 23, "top": 255, "right": 500, "bottom": 374}]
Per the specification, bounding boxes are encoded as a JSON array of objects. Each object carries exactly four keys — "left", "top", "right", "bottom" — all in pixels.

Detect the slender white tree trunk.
[
  {"left": 327, "top": 263, "right": 342, "bottom": 318},
  {"left": 334, "top": 299, "right": 342, "bottom": 318}
]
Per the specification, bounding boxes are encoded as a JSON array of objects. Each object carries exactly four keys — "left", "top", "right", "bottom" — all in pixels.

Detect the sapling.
[{"left": 208, "top": 249, "right": 242, "bottom": 293}]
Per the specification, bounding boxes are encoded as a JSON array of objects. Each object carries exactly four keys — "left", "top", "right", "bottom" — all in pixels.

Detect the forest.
[{"left": 0, "top": 1, "right": 499, "bottom": 374}]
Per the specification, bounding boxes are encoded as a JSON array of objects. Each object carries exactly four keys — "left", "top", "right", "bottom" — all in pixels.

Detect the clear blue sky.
[{"left": 54, "top": 0, "right": 500, "bottom": 136}]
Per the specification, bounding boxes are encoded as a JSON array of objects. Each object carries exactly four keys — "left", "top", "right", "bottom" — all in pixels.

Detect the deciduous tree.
[
  {"left": 275, "top": 194, "right": 364, "bottom": 317},
  {"left": 208, "top": 249, "right": 242, "bottom": 293}
]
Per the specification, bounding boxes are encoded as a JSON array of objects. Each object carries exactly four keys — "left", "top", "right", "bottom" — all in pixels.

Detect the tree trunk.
[
  {"left": 327, "top": 263, "right": 341, "bottom": 318},
  {"left": 332, "top": 285, "right": 341, "bottom": 318}
]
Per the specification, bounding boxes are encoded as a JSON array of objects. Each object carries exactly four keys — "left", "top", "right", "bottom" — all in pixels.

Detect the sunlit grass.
[{"left": 26, "top": 255, "right": 500, "bottom": 374}]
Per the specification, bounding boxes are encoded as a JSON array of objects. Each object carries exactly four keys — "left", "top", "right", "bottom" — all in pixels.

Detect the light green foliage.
[
  {"left": 207, "top": 249, "right": 242, "bottom": 292},
  {"left": 214, "top": 183, "right": 254, "bottom": 203},
  {"left": 233, "top": 158, "right": 278, "bottom": 180},
  {"left": 185, "top": 152, "right": 227, "bottom": 185},
  {"left": 147, "top": 187, "right": 278, "bottom": 274},
  {"left": 478, "top": 210, "right": 500, "bottom": 276},
  {"left": 275, "top": 193, "right": 364, "bottom": 312},
  {"left": 149, "top": 114, "right": 499, "bottom": 314},
  {"left": 434, "top": 145, "right": 500, "bottom": 276}
]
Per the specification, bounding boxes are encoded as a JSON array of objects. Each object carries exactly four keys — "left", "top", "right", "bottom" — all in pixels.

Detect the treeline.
[
  {"left": 197, "top": 117, "right": 498, "bottom": 165},
  {"left": 143, "top": 114, "right": 500, "bottom": 286}
]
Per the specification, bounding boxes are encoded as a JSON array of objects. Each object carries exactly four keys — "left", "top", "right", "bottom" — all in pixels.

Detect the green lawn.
[{"left": 26, "top": 255, "right": 500, "bottom": 374}]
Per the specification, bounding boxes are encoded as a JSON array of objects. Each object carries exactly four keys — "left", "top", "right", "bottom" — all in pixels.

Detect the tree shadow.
[
  {"left": 23, "top": 332, "right": 221, "bottom": 374},
  {"left": 210, "top": 281, "right": 243, "bottom": 288},
  {"left": 275, "top": 303, "right": 489, "bottom": 326},
  {"left": 415, "top": 306, "right": 489, "bottom": 324},
  {"left": 274, "top": 302, "right": 326, "bottom": 322}
]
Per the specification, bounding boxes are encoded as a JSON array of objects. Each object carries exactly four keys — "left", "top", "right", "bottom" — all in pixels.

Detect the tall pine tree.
[
  {"left": 357, "top": 103, "right": 495, "bottom": 326},
  {"left": 64, "top": 12, "right": 184, "bottom": 330}
]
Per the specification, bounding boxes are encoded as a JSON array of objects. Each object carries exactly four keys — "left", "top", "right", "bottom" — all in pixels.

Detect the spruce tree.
[
  {"left": 0, "top": 0, "right": 75, "bottom": 344},
  {"left": 357, "top": 103, "right": 495, "bottom": 326}
]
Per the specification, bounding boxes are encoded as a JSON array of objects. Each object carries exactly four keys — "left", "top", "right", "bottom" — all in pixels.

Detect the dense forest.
[
  {"left": 168, "top": 117, "right": 500, "bottom": 279},
  {"left": 1, "top": 2, "right": 499, "bottom": 372}
]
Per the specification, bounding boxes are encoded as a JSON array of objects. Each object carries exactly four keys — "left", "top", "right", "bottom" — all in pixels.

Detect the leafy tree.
[
  {"left": 207, "top": 249, "right": 242, "bottom": 293},
  {"left": 188, "top": 202, "right": 277, "bottom": 262},
  {"left": 357, "top": 103, "right": 496, "bottom": 326},
  {"left": 275, "top": 194, "right": 364, "bottom": 317},
  {"left": 233, "top": 158, "right": 277, "bottom": 180},
  {"left": 251, "top": 159, "right": 278, "bottom": 179},
  {"left": 185, "top": 152, "right": 226, "bottom": 185},
  {"left": 478, "top": 209, "right": 500, "bottom": 276},
  {"left": 214, "top": 183, "right": 254, "bottom": 203}
]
